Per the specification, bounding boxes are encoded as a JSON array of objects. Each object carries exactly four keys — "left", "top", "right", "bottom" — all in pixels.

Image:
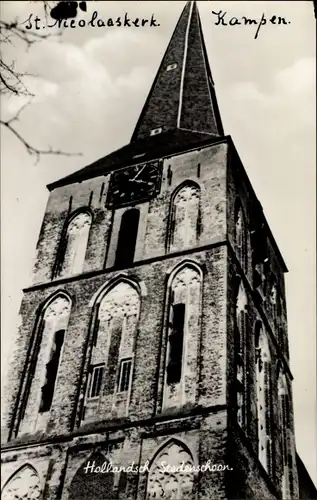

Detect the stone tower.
[{"left": 1, "top": 2, "right": 300, "bottom": 499}]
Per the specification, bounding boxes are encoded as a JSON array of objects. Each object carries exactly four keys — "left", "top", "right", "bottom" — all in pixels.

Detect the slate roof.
[{"left": 48, "top": 129, "right": 225, "bottom": 190}]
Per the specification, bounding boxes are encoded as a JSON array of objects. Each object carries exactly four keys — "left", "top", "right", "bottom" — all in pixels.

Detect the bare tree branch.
[
  {"left": 2, "top": 119, "right": 82, "bottom": 163},
  {"left": 0, "top": 72, "right": 19, "bottom": 94},
  {"left": 1, "top": 103, "right": 82, "bottom": 163},
  {"left": 0, "top": 58, "right": 35, "bottom": 96},
  {"left": 0, "top": 2, "right": 81, "bottom": 160}
]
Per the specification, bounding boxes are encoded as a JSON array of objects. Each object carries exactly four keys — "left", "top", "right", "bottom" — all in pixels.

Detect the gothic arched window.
[
  {"left": 83, "top": 281, "right": 140, "bottom": 420},
  {"left": 54, "top": 211, "right": 92, "bottom": 278},
  {"left": 163, "top": 263, "right": 202, "bottom": 410},
  {"left": 19, "top": 293, "right": 71, "bottom": 434},
  {"left": 234, "top": 201, "right": 247, "bottom": 270},
  {"left": 69, "top": 452, "right": 114, "bottom": 500},
  {"left": 146, "top": 441, "right": 195, "bottom": 499},
  {"left": 235, "top": 282, "right": 248, "bottom": 429},
  {"left": 2, "top": 465, "right": 41, "bottom": 500},
  {"left": 255, "top": 323, "right": 273, "bottom": 475},
  {"left": 169, "top": 182, "right": 201, "bottom": 252},
  {"left": 115, "top": 208, "right": 140, "bottom": 267},
  {"left": 278, "top": 370, "right": 295, "bottom": 498}
]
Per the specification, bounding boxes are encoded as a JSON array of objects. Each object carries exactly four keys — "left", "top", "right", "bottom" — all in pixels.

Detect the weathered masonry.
[{"left": 2, "top": 2, "right": 312, "bottom": 499}]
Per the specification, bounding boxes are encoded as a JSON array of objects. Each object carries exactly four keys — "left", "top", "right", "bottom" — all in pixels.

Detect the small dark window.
[
  {"left": 167, "top": 303, "right": 185, "bottom": 385},
  {"left": 118, "top": 358, "right": 132, "bottom": 393},
  {"left": 39, "top": 329, "right": 65, "bottom": 413},
  {"left": 169, "top": 183, "right": 200, "bottom": 251},
  {"left": 87, "top": 364, "right": 104, "bottom": 399},
  {"left": 115, "top": 209, "right": 140, "bottom": 267}
]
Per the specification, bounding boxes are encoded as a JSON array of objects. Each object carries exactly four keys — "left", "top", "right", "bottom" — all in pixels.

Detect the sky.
[{"left": 1, "top": 0, "right": 316, "bottom": 485}]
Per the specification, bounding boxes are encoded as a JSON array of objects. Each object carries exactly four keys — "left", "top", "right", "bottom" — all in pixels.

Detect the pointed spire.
[{"left": 131, "top": 1, "right": 224, "bottom": 143}]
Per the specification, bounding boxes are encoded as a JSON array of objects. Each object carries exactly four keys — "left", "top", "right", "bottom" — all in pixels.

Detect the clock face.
[{"left": 106, "top": 161, "right": 162, "bottom": 208}]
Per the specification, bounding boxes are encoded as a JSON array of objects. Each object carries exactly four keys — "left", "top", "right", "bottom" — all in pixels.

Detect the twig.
[
  {"left": 1, "top": 102, "right": 82, "bottom": 162},
  {"left": 0, "top": 2, "right": 81, "bottom": 160},
  {"left": 1, "top": 118, "right": 82, "bottom": 163}
]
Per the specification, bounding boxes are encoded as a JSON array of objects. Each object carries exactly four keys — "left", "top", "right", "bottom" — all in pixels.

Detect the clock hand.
[
  {"left": 128, "top": 178, "right": 147, "bottom": 184},
  {"left": 131, "top": 165, "right": 146, "bottom": 181}
]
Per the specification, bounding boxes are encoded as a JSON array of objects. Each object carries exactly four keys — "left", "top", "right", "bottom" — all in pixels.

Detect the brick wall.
[
  {"left": 31, "top": 142, "right": 228, "bottom": 286},
  {"left": 4, "top": 245, "right": 227, "bottom": 442},
  {"left": 226, "top": 145, "right": 299, "bottom": 499},
  {"left": 2, "top": 414, "right": 229, "bottom": 500}
]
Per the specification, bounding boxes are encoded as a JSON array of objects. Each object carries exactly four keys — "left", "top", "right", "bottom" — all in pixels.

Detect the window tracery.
[
  {"left": 2, "top": 465, "right": 41, "bottom": 500},
  {"left": 163, "top": 264, "right": 201, "bottom": 409},
  {"left": 55, "top": 211, "right": 92, "bottom": 278},
  {"left": 146, "top": 442, "right": 194, "bottom": 500},
  {"left": 84, "top": 281, "right": 140, "bottom": 419},
  {"left": 169, "top": 183, "right": 201, "bottom": 252}
]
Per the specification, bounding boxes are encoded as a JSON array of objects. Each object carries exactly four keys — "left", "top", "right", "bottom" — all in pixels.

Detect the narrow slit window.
[
  {"left": 167, "top": 303, "right": 185, "bottom": 385},
  {"left": 87, "top": 364, "right": 104, "bottom": 399},
  {"left": 115, "top": 208, "right": 140, "bottom": 267},
  {"left": 118, "top": 358, "right": 132, "bottom": 393},
  {"left": 169, "top": 182, "right": 201, "bottom": 251},
  {"left": 39, "top": 329, "right": 65, "bottom": 413},
  {"left": 167, "top": 165, "right": 173, "bottom": 186}
]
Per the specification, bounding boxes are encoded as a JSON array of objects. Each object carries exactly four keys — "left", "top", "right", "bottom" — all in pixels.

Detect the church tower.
[{"left": 2, "top": 2, "right": 301, "bottom": 499}]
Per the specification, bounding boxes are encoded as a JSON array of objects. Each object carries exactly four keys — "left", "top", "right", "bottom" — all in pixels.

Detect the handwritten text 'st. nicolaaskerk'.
[{"left": 24, "top": 11, "right": 160, "bottom": 30}]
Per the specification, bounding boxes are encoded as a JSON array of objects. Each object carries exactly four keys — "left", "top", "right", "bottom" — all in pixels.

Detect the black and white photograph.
[{"left": 1, "top": 1, "right": 316, "bottom": 499}]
